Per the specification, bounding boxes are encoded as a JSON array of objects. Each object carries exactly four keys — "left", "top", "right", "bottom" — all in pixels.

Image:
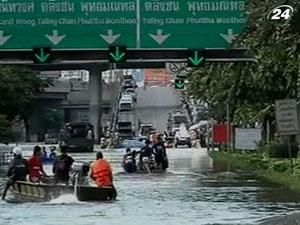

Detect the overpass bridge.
[{"left": 27, "top": 72, "right": 122, "bottom": 142}]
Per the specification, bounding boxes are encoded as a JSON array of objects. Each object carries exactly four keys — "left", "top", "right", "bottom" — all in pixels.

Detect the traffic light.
[
  {"left": 33, "top": 47, "right": 52, "bottom": 64},
  {"left": 174, "top": 78, "right": 185, "bottom": 90},
  {"left": 108, "top": 46, "right": 126, "bottom": 63},
  {"left": 187, "top": 50, "right": 205, "bottom": 67}
]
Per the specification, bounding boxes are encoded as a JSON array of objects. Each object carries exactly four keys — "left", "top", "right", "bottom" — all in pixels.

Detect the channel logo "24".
[{"left": 267, "top": 5, "right": 294, "bottom": 20}]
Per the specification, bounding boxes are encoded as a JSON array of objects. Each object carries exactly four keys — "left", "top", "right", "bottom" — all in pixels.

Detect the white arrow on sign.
[
  {"left": 46, "top": 30, "right": 66, "bottom": 45},
  {"left": 0, "top": 31, "right": 11, "bottom": 46},
  {"left": 100, "top": 29, "right": 121, "bottom": 44},
  {"left": 149, "top": 29, "right": 170, "bottom": 45},
  {"left": 219, "top": 29, "right": 238, "bottom": 44}
]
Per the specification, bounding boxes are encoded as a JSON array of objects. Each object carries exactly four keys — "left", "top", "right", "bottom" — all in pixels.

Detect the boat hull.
[
  {"left": 10, "top": 181, "right": 73, "bottom": 202},
  {"left": 9, "top": 181, "right": 117, "bottom": 202},
  {"left": 76, "top": 185, "right": 117, "bottom": 201}
]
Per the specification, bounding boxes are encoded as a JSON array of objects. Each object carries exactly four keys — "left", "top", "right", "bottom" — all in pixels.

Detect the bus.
[{"left": 59, "top": 122, "right": 94, "bottom": 152}]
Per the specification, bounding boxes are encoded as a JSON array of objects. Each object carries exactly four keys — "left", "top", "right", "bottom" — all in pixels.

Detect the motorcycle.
[{"left": 122, "top": 156, "right": 137, "bottom": 173}]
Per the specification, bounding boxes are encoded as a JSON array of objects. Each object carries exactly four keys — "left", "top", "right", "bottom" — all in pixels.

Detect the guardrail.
[
  {"left": 0, "top": 152, "right": 11, "bottom": 166},
  {"left": 0, "top": 145, "right": 12, "bottom": 166}
]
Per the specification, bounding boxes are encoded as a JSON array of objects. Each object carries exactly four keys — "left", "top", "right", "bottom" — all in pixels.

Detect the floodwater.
[
  {"left": 1, "top": 87, "right": 300, "bottom": 224},
  {"left": 1, "top": 147, "right": 300, "bottom": 225}
]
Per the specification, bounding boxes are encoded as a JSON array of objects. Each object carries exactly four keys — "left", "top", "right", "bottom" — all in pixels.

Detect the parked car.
[
  {"left": 44, "top": 134, "right": 58, "bottom": 144},
  {"left": 117, "top": 139, "right": 145, "bottom": 148},
  {"left": 174, "top": 123, "right": 192, "bottom": 148}
]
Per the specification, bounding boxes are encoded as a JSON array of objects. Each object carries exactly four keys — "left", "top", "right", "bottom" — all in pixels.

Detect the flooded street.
[
  {"left": 0, "top": 1, "right": 299, "bottom": 224},
  {"left": 1, "top": 86, "right": 300, "bottom": 225},
  {"left": 1, "top": 147, "right": 300, "bottom": 225}
]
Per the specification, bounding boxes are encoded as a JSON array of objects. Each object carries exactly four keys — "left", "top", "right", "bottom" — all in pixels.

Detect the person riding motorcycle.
[
  {"left": 122, "top": 148, "right": 137, "bottom": 173},
  {"left": 152, "top": 136, "right": 168, "bottom": 170},
  {"left": 139, "top": 139, "right": 154, "bottom": 170}
]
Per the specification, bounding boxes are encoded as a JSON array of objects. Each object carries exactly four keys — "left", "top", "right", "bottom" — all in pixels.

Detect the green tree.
[
  {"left": 0, "top": 114, "right": 12, "bottom": 144},
  {"left": 0, "top": 66, "right": 48, "bottom": 142},
  {"left": 187, "top": 0, "right": 300, "bottom": 140},
  {"left": 43, "top": 109, "right": 64, "bottom": 133}
]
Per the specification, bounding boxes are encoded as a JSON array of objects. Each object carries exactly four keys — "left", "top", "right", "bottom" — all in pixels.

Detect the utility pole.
[{"left": 226, "top": 102, "right": 231, "bottom": 152}]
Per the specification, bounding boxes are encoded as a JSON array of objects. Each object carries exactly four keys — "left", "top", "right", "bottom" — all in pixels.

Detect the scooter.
[{"left": 123, "top": 157, "right": 137, "bottom": 173}]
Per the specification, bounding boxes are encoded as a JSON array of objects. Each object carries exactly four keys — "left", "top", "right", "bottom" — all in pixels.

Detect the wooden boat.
[
  {"left": 9, "top": 180, "right": 117, "bottom": 202},
  {"left": 9, "top": 181, "right": 73, "bottom": 202},
  {"left": 76, "top": 185, "right": 117, "bottom": 201}
]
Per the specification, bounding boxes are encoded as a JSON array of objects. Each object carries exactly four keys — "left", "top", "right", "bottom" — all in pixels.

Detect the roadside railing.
[
  {"left": 0, "top": 152, "right": 11, "bottom": 165},
  {"left": 0, "top": 145, "right": 12, "bottom": 166}
]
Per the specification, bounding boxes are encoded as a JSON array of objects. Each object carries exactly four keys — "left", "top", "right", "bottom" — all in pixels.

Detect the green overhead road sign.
[
  {"left": 0, "top": 0, "right": 245, "bottom": 50},
  {"left": 109, "top": 46, "right": 126, "bottom": 63},
  {"left": 188, "top": 51, "right": 205, "bottom": 67},
  {"left": 141, "top": 1, "right": 245, "bottom": 49},
  {"left": 175, "top": 78, "right": 185, "bottom": 90},
  {"left": 33, "top": 48, "right": 51, "bottom": 63}
]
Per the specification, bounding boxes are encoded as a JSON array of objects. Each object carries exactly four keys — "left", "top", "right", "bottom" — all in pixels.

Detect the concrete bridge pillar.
[{"left": 89, "top": 66, "right": 102, "bottom": 143}]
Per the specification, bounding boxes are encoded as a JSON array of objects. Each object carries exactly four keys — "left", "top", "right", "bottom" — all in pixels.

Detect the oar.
[
  {"left": 73, "top": 172, "right": 79, "bottom": 198},
  {"left": 1, "top": 179, "right": 11, "bottom": 200}
]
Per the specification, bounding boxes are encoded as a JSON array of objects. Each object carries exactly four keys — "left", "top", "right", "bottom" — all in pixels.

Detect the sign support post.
[
  {"left": 287, "top": 135, "right": 294, "bottom": 173},
  {"left": 275, "top": 99, "right": 300, "bottom": 174},
  {"left": 226, "top": 103, "right": 231, "bottom": 152}
]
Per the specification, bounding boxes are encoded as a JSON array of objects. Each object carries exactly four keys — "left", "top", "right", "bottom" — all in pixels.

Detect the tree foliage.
[
  {"left": 188, "top": 0, "right": 300, "bottom": 130},
  {"left": 0, "top": 66, "right": 46, "bottom": 120},
  {"left": 43, "top": 109, "right": 64, "bottom": 132},
  {"left": 0, "top": 114, "right": 12, "bottom": 144},
  {"left": 0, "top": 66, "right": 47, "bottom": 142}
]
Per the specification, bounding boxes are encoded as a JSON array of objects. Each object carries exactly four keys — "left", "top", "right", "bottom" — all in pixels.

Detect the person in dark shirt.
[
  {"left": 49, "top": 146, "right": 57, "bottom": 160},
  {"left": 122, "top": 148, "right": 137, "bottom": 173},
  {"left": 139, "top": 139, "right": 153, "bottom": 169},
  {"left": 52, "top": 146, "right": 74, "bottom": 185},
  {"left": 2, "top": 147, "right": 29, "bottom": 199},
  {"left": 152, "top": 136, "right": 168, "bottom": 170}
]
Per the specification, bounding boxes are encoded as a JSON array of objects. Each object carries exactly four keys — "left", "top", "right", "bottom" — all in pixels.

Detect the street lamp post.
[{"left": 226, "top": 102, "right": 230, "bottom": 152}]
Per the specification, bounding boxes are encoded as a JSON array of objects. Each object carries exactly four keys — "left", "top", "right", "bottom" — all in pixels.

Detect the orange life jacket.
[{"left": 91, "top": 159, "right": 113, "bottom": 187}]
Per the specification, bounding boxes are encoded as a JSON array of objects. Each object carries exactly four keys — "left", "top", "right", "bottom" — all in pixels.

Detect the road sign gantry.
[{"left": 0, "top": 0, "right": 246, "bottom": 50}]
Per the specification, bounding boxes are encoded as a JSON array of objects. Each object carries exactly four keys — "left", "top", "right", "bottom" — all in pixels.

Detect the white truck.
[
  {"left": 174, "top": 123, "right": 192, "bottom": 148},
  {"left": 117, "top": 112, "right": 136, "bottom": 139}
]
